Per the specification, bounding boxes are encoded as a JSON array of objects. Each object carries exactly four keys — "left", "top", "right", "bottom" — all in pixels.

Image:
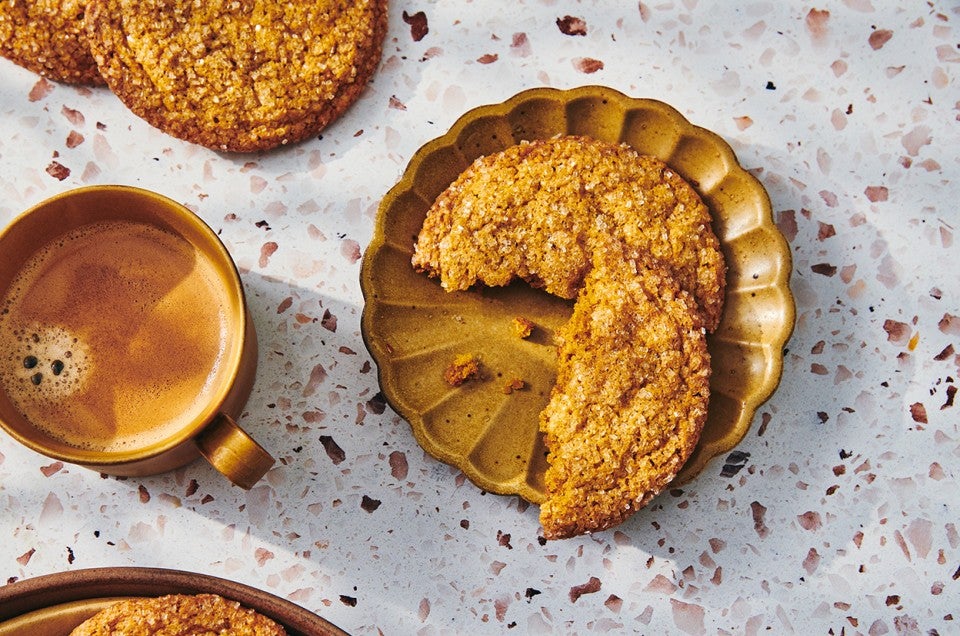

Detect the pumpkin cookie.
[
  {"left": 0, "top": 0, "right": 104, "bottom": 85},
  {"left": 84, "top": 0, "right": 388, "bottom": 152},
  {"left": 412, "top": 135, "right": 725, "bottom": 538},
  {"left": 69, "top": 593, "right": 286, "bottom": 635}
]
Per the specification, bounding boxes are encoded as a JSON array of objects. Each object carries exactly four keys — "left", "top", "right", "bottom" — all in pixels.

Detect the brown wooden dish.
[{"left": 0, "top": 567, "right": 346, "bottom": 636}]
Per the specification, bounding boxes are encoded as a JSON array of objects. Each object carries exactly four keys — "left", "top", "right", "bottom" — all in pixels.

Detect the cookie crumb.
[
  {"left": 512, "top": 316, "right": 535, "bottom": 339},
  {"left": 503, "top": 378, "right": 526, "bottom": 394},
  {"left": 444, "top": 354, "right": 481, "bottom": 386}
]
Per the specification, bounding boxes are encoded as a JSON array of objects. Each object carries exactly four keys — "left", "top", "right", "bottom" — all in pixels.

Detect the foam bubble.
[{"left": 0, "top": 323, "right": 91, "bottom": 407}]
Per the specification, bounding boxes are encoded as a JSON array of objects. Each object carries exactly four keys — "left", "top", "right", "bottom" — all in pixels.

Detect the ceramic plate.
[
  {"left": 360, "top": 85, "right": 795, "bottom": 504},
  {"left": 0, "top": 567, "right": 346, "bottom": 636}
]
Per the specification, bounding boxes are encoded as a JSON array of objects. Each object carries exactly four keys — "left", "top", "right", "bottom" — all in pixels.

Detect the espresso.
[{"left": 0, "top": 220, "right": 234, "bottom": 452}]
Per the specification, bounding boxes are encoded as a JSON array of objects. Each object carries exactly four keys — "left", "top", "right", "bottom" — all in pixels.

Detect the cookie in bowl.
[{"left": 69, "top": 593, "right": 286, "bottom": 635}]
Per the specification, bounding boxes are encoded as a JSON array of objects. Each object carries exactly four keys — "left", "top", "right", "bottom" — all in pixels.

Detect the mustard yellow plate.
[{"left": 360, "top": 85, "right": 795, "bottom": 504}]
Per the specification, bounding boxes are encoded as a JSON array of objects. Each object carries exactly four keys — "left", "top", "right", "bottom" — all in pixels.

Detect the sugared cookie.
[
  {"left": 538, "top": 244, "right": 711, "bottom": 540},
  {"left": 84, "top": 0, "right": 388, "bottom": 152},
  {"left": 412, "top": 135, "right": 726, "bottom": 538},
  {"left": 412, "top": 135, "right": 726, "bottom": 332},
  {"left": 0, "top": 0, "right": 104, "bottom": 85},
  {"left": 69, "top": 593, "right": 286, "bottom": 635}
]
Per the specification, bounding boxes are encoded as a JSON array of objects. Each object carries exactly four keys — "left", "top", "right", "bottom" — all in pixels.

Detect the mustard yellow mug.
[{"left": 0, "top": 186, "right": 273, "bottom": 488}]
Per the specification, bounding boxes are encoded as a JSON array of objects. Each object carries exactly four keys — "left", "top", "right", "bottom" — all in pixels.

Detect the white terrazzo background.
[{"left": 1, "top": 1, "right": 957, "bottom": 634}]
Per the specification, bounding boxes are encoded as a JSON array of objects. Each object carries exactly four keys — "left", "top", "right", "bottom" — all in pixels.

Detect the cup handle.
[{"left": 194, "top": 413, "right": 275, "bottom": 489}]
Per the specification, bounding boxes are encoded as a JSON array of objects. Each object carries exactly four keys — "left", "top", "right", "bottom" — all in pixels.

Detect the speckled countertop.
[{"left": 1, "top": 2, "right": 957, "bottom": 634}]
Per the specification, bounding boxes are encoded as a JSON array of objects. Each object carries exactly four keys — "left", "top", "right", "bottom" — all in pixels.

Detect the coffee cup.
[{"left": 0, "top": 186, "right": 274, "bottom": 489}]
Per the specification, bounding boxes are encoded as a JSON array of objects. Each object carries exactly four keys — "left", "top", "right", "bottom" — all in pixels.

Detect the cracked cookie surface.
[
  {"left": 538, "top": 245, "right": 710, "bottom": 539},
  {"left": 69, "top": 593, "right": 286, "bottom": 635},
  {"left": 412, "top": 135, "right": 725, "bottom": 538},
  {"left": 0, "top": 0, "right": 104, "bottom": 85},
  {"left": 412, "top": 135, "right": 726, "bottom": 332},
  {"left": 84, "top": 0, "right": 388, "bottom": 151}
]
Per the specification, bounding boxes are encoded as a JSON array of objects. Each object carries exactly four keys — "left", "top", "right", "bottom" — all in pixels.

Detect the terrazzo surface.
[{"left": 1, "top": 1, "right": 957, "bottom": 634}]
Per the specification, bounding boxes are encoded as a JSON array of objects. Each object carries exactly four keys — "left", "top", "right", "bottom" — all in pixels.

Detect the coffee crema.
[{"left": 0, "top": 220, "right": 233, "bottom": 452}]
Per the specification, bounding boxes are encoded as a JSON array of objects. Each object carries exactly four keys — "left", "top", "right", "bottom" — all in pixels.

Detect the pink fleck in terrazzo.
[
  {"left": 569, "top": 576, "right": 601, "bottom": 602},
  {"left": 573, "top": 57, "right": 604, "bottom": 73},
  {"left": 45, "top": 161, "right": 70, "bottom": 180},
  {"left": 557, "top": 16, "right": 587, "bottom": 36},
  {"left": 403, "top": 10, "right": 428, "bottom": 42},
  {"left": 389, "top": 451, "right": 408, "bottom": 479},
  {"left": 510, "top": 33, "right": 531, "bottom": 57}
]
